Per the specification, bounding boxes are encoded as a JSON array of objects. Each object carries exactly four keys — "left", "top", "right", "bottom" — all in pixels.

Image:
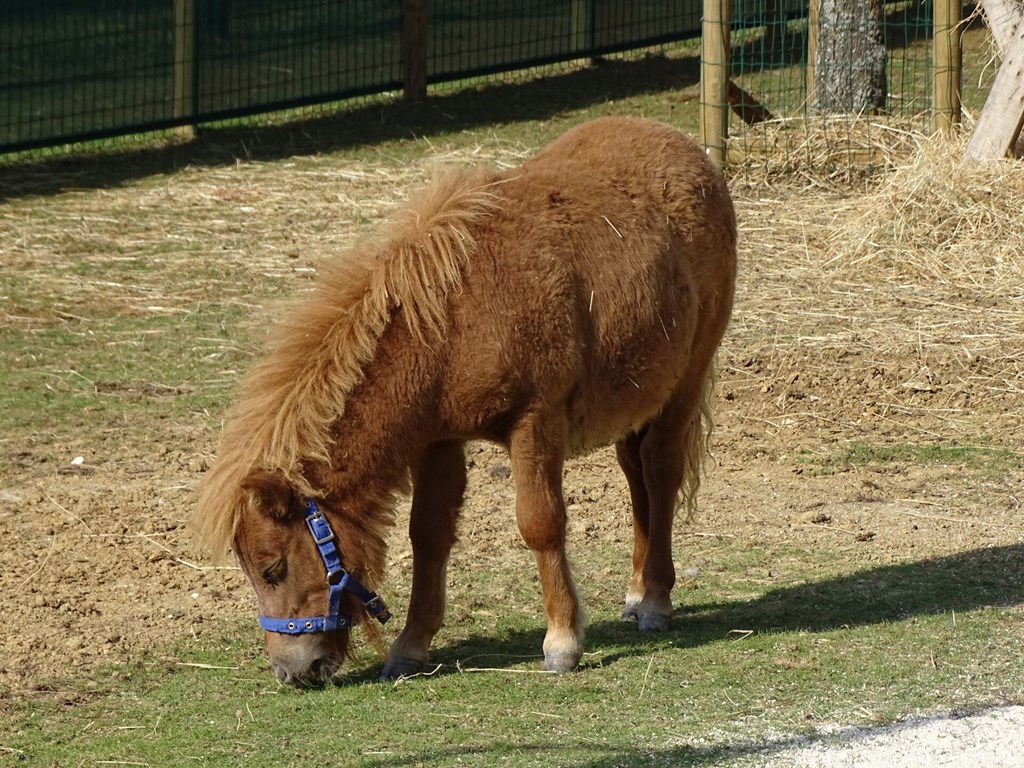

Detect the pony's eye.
[{"left": 262, "top": 559, "right": 287, "bottom": 585}]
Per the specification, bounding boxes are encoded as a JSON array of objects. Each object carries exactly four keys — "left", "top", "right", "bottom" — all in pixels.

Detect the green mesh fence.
[
  {"left": 725, "top": 1, "right": 938, "bottom": 177},
  {"left": 0, "top": 0, "right": 404, "bottom": 153},
  {"left": 425, "top": 0, "right": 703, "bottom": 82},
  {"left": 0, "top": 0, "right": 707, "bottom": 154},
  {"left": 2, "top": 0, "right": 177, "bottom": 149},
  {"left": 195, "top": 1, "right": 404, "bottom": 116}
]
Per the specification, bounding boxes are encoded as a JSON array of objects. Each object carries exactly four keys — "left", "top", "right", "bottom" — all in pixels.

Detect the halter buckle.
[
  {"left": 364, "top": 595, "right": 392, "bottom": 624},
  {"left": 306, "top": 512, "right": 335, "bottom": 546}
]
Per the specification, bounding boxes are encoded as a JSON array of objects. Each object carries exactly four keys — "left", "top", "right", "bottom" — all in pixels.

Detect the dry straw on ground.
[
  {"left": 827, "top": 135, "right": 1024, "bottom": 281},
  {"left": 724, "top": 128, "right": 1024, "bottom": 449},
  {"left": 729, "top": 115, "right": 924, "bottom": 185},
  {"left": 3, "top": 127, "right": 1021, "bottom": 452}
]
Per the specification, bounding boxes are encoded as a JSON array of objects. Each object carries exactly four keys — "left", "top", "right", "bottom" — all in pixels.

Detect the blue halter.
[{"left": 258, "top": 498, "right": 391, "bottom": 635}]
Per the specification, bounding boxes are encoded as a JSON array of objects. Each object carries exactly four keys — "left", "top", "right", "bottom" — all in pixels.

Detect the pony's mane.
[{"left": 193, "top": 168, "right": 499, "bottom": 556}]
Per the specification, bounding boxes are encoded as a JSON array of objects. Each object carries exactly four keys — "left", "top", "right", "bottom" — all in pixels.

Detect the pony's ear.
[{"left": 239, "top": 470, "right": 296, "bottom": 521}]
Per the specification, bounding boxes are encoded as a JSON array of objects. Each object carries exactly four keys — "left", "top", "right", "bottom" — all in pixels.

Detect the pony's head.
[
  {"left": 231, "top": 470, "right": 390, "bottom": 687},
  {"left": 192, "top": 169, "right": 499, "bottom": 685}
]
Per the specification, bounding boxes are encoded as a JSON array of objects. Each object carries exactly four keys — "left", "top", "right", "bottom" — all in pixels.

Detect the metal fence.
[
  {"left": 1, "top": 0, "right": 719, "bottom": 154},
  {"left": 3, "top": 0, "right": 967, "bottom": 177},
  {"left": 713, "top": 1, "right": 964, "bottom": 178}
]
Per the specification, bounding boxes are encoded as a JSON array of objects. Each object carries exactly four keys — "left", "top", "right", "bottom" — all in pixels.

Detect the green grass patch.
[
  {"left": 0, "top": 309, "right": 254, "bottom": 436},
  {"left": 799, "top": 442, "right": 1022, "bottom": 479},
  {"left": 5, "top": 540, "right": 1022, "bottom": 767}
]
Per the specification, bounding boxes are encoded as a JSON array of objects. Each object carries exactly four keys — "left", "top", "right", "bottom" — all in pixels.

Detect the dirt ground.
[{"left": 1, "top": 148, "right": 1022, "bottom": 710}]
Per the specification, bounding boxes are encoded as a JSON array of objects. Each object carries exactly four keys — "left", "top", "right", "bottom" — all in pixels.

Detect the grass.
[
  {"left": 5, "top": 538, "right": 1022, "bottom": 766},
  {"left": 797, "top": 442, "right": 1022, "bottom": 478},
  {"left": 0, "top": 268, "right": 260, "bottom": 456}
]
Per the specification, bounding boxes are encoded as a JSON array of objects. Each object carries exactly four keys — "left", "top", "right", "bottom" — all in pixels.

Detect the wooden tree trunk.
[
  {"left": 968, "top": 0, "right": 1024, "bottom": 160},
  {"left": 813, "top": 0, "right": 887, "bottom": 113},
  {"left": 964, "top": 1, "right": 1024, "bottom": 162}
]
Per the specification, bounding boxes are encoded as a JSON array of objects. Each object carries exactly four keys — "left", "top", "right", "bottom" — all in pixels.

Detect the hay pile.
[
  {"left": 730, "top": 116, "right": 925, "bottom": 184},
  {"left": 723, "top": 132, "right": 1024, "bottom": 450},
  {"left": 826, "top": 135, "right": 1024, "bottom": 285}
]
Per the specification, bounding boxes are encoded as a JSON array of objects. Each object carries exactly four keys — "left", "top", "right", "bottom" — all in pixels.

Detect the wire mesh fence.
[
  {"left": 0, "top": 0, "right": 711, "bottom": 155},
  {"left": 1, "top": 0, "right": 407, "bottom": 154},
  {"left": 425, "top": 1, "right": 705, "bottom": 82},
  {"left": 721, "top": 1, "right": 945, "bottom": 179},
  {"left": 2, "top": 0, "right": 978, "bottom": 181},
  {"left": 194, "top": 0, "right": 404, "bottom": 115},
  {"left": 3, "top": 0, "right": 178, "bottom": 150}
]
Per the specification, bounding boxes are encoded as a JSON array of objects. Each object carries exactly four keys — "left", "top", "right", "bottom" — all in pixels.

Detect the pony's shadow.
[{"left": 390, "top": 543, "right": 1024, "bottom": 679}]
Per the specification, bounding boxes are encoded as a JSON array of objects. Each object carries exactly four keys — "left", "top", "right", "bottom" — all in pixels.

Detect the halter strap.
[{"left": 258, "top": 498, "right": 391, "bottom": 635}]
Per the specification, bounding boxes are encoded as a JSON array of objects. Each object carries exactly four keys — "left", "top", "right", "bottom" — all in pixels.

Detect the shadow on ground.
[
  {"left": 352, "top": 544, "right": 1024, "bottom": 765},
  {"left": 357, "top": 705, "right": 1024, "bottom": 768},
  {"left": 0, "top": 52, "right": 700, "bottom": 202},
  {"left": 411, "top": 543, "right": 1024, "bottom": 676}
]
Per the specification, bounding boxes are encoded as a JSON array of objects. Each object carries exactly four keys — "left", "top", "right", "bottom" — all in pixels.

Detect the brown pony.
[{"left": 192, "top": 117, "right": 737, "bottom": 687}]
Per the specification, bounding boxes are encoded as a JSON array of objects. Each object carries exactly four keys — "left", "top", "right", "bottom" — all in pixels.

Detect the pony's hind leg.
[
  {"left": 508, "top": 411, "right": 583, "bottom": 673},
  {"left": 615, "top": 428, "right": 652, "bottom": 624},
  {"left": 617, "top": 384, "right": 706, "bottom": 633},
  {"left": 381, "top": 441, "right": 466, "bottom": 680}
]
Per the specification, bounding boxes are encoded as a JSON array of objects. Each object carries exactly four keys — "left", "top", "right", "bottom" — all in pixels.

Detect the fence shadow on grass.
[{"left": 0, "top": 52, "right": 700, "bottom": 202}]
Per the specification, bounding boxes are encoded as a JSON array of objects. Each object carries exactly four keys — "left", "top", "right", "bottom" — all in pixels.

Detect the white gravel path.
[{"left": 750, "top": 705, "right": 1024, "bottom": 767}]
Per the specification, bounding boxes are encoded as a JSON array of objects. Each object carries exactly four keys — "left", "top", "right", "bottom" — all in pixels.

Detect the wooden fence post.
[
  {"left": 571, "top": 0, "right": 595, "bottom": 63},
  {"left": 700, "top": 0, "right": 731, "bottom": 169},
  {"left": 932, "top": 0, "right": 962, "bottom": 135},
  {"left": 173, "top": 0, "right": 197, "bottom": 139},
  {"left": 403, "top": 0, "right": 428, "bottom": 102},
  {"left": 806, "top": 0, "right": 819, "bottom": 109}
]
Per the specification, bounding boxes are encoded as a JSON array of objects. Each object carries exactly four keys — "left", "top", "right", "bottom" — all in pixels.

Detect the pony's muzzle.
[
  {"left": 266, "top": 633, "right": 345, "bottom": 688},
  {"left": 271, "top": 651, "right": 342, "bottom": 688},
  {"left": 271, "top": 659, "right": 334, "bottom": 688}
]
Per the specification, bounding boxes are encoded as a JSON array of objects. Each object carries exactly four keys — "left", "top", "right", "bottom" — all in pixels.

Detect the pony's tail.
[{"left": 678, "top": 361, "right": 717, "bottom": 521}]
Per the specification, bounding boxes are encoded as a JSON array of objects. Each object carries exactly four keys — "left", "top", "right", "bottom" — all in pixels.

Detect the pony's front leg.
[
  {"left": 381, "top": 441, "right": 466, "bottom": 680},
  {"left": 509, "top": 412, "right": 583, "bottom": 673}
]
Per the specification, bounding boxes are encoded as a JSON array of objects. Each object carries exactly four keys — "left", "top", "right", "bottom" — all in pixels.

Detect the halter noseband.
[{"left": 258, "top": 498, "right": 391, "bottom": 635}]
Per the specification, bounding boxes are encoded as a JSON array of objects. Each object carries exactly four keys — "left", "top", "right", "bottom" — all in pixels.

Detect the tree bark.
[{"left": 813, "top": 0, "right": 887, "bottom": 114}]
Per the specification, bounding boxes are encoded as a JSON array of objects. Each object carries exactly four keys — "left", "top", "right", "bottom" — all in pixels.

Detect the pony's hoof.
[
  {"left": 621, "top": 604, "right": 639, "bottom": 622},
  {"left": 637, "top": 612, "right": 671, "bottom": 633},
  {"left": 543, "top": 651, "right": 581, "bottom": 674},
  {"left": 379, "top": 657, "right": 424, "bottom": 681}
]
